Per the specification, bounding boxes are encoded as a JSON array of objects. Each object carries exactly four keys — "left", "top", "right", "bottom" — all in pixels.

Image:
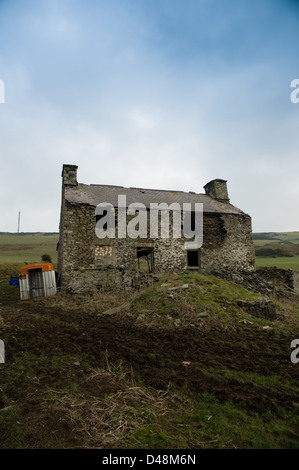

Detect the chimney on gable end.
[
  {"left": 204, "top": 179, "right": 230, "bottom": 203},
  {"left": 62, "top": 164, "right": 78, "bottom": 186}
]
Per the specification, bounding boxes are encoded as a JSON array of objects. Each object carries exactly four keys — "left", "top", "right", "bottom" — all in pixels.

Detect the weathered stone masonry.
[{"left": 58, "top": 164, "right": 255, "bottom": 294}]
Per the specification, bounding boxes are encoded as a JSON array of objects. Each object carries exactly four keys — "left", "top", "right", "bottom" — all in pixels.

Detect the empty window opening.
[
  {"left": 187, "top": 250, "right": 200, "bottom": 268},
  {"left": 136, "top": 247, "right": 154, "bottom": 273}
]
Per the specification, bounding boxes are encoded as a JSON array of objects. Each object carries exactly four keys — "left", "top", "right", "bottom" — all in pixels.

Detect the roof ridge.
[{"left": 83, "top": 182, "right": 204, "bottom": 195}]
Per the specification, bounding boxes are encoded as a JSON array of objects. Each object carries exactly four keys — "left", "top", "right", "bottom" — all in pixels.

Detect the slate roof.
[{"left": 64, "top": 183, "right": 245, "bottom": 215}]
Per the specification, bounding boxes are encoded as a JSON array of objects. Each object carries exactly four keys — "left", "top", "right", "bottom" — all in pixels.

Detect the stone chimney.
[
  {"left": 204, "top": 179, "right": 230, "bottom": 203},
  {"left": 62, "top": 164, "right": 78, "bottom": 186}
]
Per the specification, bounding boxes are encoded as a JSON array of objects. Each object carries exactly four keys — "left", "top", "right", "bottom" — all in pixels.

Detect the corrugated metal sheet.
[
  {"left": 29, "top": 269, "right": 44, "bottom": 298},
  {"left": 64, "top": 184, "right": 245, "bottom": 215},
  {"left": 19, "top": 268, "right": 56, "bottom": 300},
  {"left": 19, "top": 276, "right": 30, "bottom": 300},
  {"left": 43, "top": 270, "right": 56, "bottom": 297}
]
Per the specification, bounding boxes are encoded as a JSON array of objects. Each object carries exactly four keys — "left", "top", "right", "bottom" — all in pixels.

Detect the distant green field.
[
  {"left": 253, "top": 232, "right": 299, "bottom": 271},
  {"left": 0, "top": 233, "right": 58, "bottom": 267},
  {"left": 255, "top": 255, "right": 299, "bottom": 271},
  {"left": 253, "top": 231, "right": 299, "bottom": 246},
  {"left": 1, "top": 231, "right": 299, "bottom": 272}
]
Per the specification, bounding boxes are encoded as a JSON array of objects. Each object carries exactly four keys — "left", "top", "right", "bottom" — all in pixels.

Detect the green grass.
[
  {"left": 0, "top": 233, "right": 58, "bottom": 266},
  {"left": 2, "top": 231, "right": 299, "bottom": 271},
  {"left": 253, "top": 232, "right": 299, "bottom": 271},
  {"left": 173, "top": 392, "right": 299, "bottom": 449},
  {"left": 0, "top": 263, "right": 23, "bottom": 300},
  {"left": 131, "top": 271, "right": 263, "bottom": 328},
  {"left": 126, "top": 388, "right": 299, "bottom": 449},
  {"left": 255, "top": 255, "right": 299, "bottom": 271},
  {"left": 0, "top": 267, "right": 299, "bottom": 449},
  {"left": 197, "top": 366, "right": 299, "bottom": 394},
  {"left": 253, "top": 232, "right": 299, "bottom": 245},
  {"left": 1, "top": 232, "right": 299, "bottom": 449}
]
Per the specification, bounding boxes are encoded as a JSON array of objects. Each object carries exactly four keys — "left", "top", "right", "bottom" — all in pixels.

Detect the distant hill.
[
  {"left": 252, "top": 232, "right": 299, "bottom": 243},
  {"left": 253, "top": 232, "right": 299, "bottom": 271}
]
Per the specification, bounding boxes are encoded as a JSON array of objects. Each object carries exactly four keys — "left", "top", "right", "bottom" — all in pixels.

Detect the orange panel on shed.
[{"left": 20, "top": 263, "right": 54, "bottom": 275}]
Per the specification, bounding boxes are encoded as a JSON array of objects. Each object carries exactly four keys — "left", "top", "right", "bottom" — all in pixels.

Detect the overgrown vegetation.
[
  {"left": 41, "top": 254, "right": 53, "bottom": 263},
  {"left": 0, "top": 232, "right": 298, "bottom": 448},
  {"left": 0, "top": 261, "right": 298, "bottom": 449}
]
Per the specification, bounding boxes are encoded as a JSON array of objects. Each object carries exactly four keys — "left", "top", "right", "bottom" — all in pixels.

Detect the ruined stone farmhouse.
[{"left": 57, "top": 164, "right": 255, "bottom": 293}]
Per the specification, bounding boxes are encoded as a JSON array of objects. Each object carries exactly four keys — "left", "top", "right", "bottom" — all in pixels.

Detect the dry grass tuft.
[{"left": 43, "top": 359, "right": 173, "bottom": 448}]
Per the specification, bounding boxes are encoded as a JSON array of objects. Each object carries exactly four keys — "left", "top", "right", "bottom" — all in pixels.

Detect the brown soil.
[
  {"left": 0, "top": 245, "right": 34, "bottom": 251},
  {"left": 0, "top": 294, "right": 298, "bottom": 448}
]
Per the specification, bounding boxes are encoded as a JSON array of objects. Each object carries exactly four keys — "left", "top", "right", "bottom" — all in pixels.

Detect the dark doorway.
[
  {"left": 136, "top": 247, "right": 154, "bottom": 273},
  {"left": 29, "top": 268, "right": 44, "bottom": 298}
]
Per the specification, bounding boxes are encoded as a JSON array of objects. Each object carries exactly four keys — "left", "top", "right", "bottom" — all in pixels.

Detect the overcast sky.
[{"left": 1, "top": 0, "right": 299, "bottom": 233}]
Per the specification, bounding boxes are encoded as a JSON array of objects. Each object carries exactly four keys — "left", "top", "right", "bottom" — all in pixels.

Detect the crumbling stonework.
[
  {"left": 203, "top": 179, "right": 230, "bottom": 203},
  {"left": 58, "top": 165, "right": 255, "bottom": 293},
  {"left": 256, "top": 266, "right": 295, "bottom": 291},
  {"left": 293, "top": 272, "right": 299, "bottom": 294},
  {"left": 237, "top": 299, "right": 279, "bottom": 320},
  {"left": 211, "top": 266, "right": 298, "bottom": 299},
  {"left": 66, "top": 267, "right": 158, "bottom": 295},
  {"left": 200, "top": 213, "right": 255, "bottom": 273}
]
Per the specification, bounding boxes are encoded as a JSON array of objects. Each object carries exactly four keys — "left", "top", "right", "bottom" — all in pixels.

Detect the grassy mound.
[{"left": 0, "top": 269, "right": 298, "bottom": 449}]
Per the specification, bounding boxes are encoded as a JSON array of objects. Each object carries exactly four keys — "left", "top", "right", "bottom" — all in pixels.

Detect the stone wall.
[
  {"left": 58, "top": 198, "right": 255, "bottom": 293},
  {"left": 58, "top": 202, "right": 96, "bottom": 280},
  {"left": 204, "top": 179, "right": 229, "bottom": 203},
  {"left": 200, "top": 213, "right": 255, "bottom": 273},
  {"left": 65, "top": 267, "right": 158, "bottom": 295},
  {"left": 256, "top": 266, "right": 295, "bottom": 290},
  {"left": 211, "top": 266, "right": 298, "bottom": 299},
  {"left": 293, "top": 272, "right": 299, "bottom": 294}
]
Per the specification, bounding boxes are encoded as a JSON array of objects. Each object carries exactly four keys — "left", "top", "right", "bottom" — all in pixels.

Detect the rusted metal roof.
[{"left": 64, "top": 183, "right": 245, "bottom": 215}]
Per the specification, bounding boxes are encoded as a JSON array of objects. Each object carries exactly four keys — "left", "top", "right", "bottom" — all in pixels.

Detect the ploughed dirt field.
[{"left": 0, "top": 272, "right": 299, "bottom": 449}]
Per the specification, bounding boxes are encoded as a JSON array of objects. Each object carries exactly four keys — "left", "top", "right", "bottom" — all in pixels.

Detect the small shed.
[{"left": 19, "top": 263, "right": 56, "bottom": 300}]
